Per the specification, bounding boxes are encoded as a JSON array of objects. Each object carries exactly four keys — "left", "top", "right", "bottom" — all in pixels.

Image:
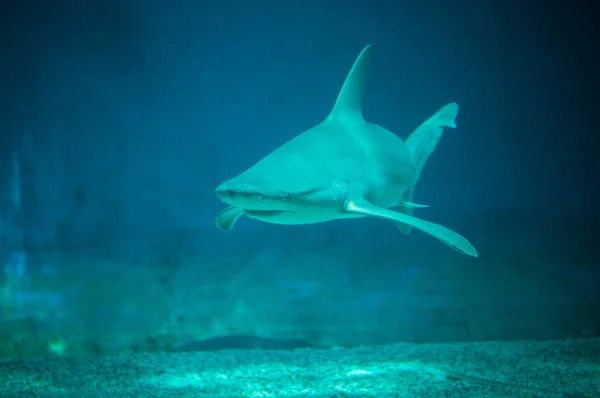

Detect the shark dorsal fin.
[{"left": 329, "top": 44, "right": 372, "bottom": 119}]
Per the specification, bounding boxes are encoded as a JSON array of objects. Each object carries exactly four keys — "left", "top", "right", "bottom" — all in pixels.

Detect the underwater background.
[{"left": 1, "top": 0, "right": 599, "bottom": 396}]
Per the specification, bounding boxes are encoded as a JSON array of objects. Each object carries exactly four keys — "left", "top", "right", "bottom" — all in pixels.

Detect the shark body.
[{"left": 215, "top": 45, "right": 478, "bottom": 257}]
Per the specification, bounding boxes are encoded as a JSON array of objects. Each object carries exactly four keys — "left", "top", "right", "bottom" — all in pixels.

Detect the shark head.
[{"left": 215, "top": 143, "right": 343, "bottom": 215}]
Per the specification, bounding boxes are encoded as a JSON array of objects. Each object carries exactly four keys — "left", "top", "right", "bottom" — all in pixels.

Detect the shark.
[{"left": 214, "top": 45, "right": 478, "bottom": 257}]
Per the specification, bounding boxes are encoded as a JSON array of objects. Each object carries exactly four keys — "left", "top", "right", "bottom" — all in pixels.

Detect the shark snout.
[
  {"left": 215, "top": 182, "right": 231, "bottom": 199},
  {"left": 215, "top": 182, "right": 239, "bottom": 200}
]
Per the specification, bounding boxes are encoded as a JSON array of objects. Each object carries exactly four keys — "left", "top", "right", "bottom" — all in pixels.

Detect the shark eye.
[{"left": 283, "top": 192, "right": 291, "bottom": 202}]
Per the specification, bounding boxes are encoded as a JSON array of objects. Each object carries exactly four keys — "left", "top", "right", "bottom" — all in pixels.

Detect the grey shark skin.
[{"left": 215, "top": 45, "right": 478, "bottom": 257}]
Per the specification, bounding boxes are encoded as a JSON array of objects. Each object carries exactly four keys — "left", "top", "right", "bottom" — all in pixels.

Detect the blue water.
[{"left": 0, "top": 0, "right": 598, "bottom": 364}]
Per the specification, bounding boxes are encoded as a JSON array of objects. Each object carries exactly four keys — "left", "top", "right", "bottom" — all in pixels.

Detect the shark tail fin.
[
  {"left": 395, "top": 103, "right": 459, "bottom": 235},
  {"left": 405, "top": 102, "right": 459, "bottom": 180}
]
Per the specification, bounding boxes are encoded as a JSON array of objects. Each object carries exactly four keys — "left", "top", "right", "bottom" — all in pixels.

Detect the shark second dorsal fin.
[{"left": 329, "top": 45, "right": 372, "bottom": 119}]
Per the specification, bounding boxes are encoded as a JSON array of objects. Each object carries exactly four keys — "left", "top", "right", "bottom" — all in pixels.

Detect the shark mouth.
[{"left": 244, "top": 209, "right": 295, "bottom": 216}]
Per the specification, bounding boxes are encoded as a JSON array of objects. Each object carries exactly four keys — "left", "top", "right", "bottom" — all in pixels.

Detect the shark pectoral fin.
[
  {"left": 216, "top": 206, "right": 245, "bottom": 231},
  {"left": 344, "top": 198, "right": 478, "bottom": 257}
]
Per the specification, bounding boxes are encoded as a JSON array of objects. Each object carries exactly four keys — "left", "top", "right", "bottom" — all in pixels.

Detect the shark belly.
[{"left": 244, "top": 208, "right": 364, "bottom": 225}]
